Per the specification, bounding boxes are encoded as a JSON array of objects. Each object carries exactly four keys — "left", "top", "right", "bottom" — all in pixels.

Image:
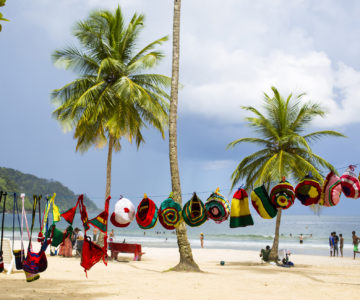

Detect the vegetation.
[
  {"left": 0, "top": 167, "right": 97, "bottom": 212},
  {"left": 227, "top": 86, "right": 345, "bottom": 260},
  {"left": 169, "top": 0, "right": 200, "bottom": 272},
  {"left": 0, "top": 0, "right": 9, "bottom": 32},
  {"left": 51, "top": 6, "right": 171, "bottom": 199}
]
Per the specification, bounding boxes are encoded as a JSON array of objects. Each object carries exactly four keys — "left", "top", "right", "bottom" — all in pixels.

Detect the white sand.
[{"left": 1, "top": 244, "right": 360, "bottom": 300}]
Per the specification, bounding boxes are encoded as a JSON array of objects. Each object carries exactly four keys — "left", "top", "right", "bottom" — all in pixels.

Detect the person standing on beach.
[
  {"left": 93, "top": 227, "right": 98, "bottom": 242},
  {"left": 200, "top": 233, "right": 204, "bottom": 248},
  {"left": 352, "top": 231, "right": 359, "bottom": 259},
  {"left": 334, "top": 232, "right": 339, "bottom": 257},
  {"left": 339, "top": 234, "right": 344, "bottom": 257},
  {"left": 329, "top": 232, "right": 335, "bottom": 257},
  {"left": 299, "top": 234, "right": 304, "bottom": 244}
]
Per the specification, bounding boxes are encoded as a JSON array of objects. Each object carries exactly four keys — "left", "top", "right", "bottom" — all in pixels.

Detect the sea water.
[{"left": 2, "top": 213, "right": 359, "bottom": 257}]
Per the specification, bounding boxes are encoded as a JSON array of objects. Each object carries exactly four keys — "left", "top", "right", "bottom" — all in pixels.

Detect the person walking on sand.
[
  {"left": 200, "top": 232, "right": 204, "bottom": 248},
  {"left": 352, "top": 231, "right": 360, "bottom": 259},
  {"left": 339, "top": 233, "right": 344, "bottom": 257},
  {"left": 329, "top": 232, "right": 335, "bottom": 257},
  {"left": 334, "top": 232, "right": 339, "bottom": 257}
]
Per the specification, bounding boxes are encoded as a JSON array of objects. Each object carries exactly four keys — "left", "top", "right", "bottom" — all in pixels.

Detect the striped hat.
[
  {"left": 136, "top": 194, "right": 158, "bottom": 230},
  {"left": 230, "top": 189, "right": 254, "bottom": 228},
  {"left": 322, "top": 171, "right": 342, "bottom": 207},
  {"left": 340, "top": 165, "right": 360, "bottom": 199},
  {"left": 110, "top": 196, "right": 135, "bottom": 227},
  {"left": 251, "top": 185, "right": 277, "bottom": 219},
  {"left": 182, "top": 193, "right": 207, "bottom": 227},
  {"left": 270, "top": 180, "right": 295, "bottom": 210},
  {"left": 158, "top": 193, "right": 182, "bottom": 230},
  {"left": 295, "top": 174, "right": 322, "bottom": 206},
  {"left": 205, "top": 188, "right": 230, "bottom": 224}
]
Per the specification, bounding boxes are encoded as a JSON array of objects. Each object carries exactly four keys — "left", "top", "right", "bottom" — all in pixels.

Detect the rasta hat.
[
  {"left": 205, "top": 188, "right": 230, "bottom": 224},
  {"left": 182, "top": 193, "right": 207, "bottom": 227},
  {"left": 295, "top": 173, "right": 322, "bottom": 206},
  {"left": 321, "top": 171, "right": 342, "bottom": 207},
  {"left": 270, "top": 179, "right": 295, "bottom": 210},
  {"left": 340, "top": 165, "right": 360, "bottom": 199},
  {"left": 158, "top": 193, "right": 182, "bottom": 230},
  {"left": 251, "top": 185, "right": 277, "bottom": 219},
  {"left": 230, "top": 188, "right": 254, "bottom": 228},
  {"left": 110, "top": 196, "right": 135, "bottom": 227},
  {"left": 136, "top": 194, "right": 158, "bottom": 230}
]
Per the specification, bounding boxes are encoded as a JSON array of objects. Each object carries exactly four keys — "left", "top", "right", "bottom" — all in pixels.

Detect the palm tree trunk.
[
  {"left": 105, "top": 135, "right": 114, "bottom": 199},
  {"left": 169, "top": 0, "right": 200, "bottom": 272},
  {"left": 269, "top": 208, "right": 282, "bottom": 261}
]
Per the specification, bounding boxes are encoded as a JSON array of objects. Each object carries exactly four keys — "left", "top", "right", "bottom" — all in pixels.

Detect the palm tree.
[
  {"left": 169, "top": 0, "right": 200, "bottom": 271},
  {"left": 51, "top": 6, "right": 171, "bottom": 199},
  {"left": 227, "top": 86, "right": 345, "bottom": 260}
]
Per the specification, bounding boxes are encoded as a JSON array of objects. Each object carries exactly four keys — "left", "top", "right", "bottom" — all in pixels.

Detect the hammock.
[
  {"left": 182, "top": 193, "right": 207, "bottom": 227},
  {"left": 295, "top": 174, "right": 322, "bottom": 206},
  {"left": 136, "top": 194, "right": 158, "bottom": 229},
  {"left": 270, "top": 180, "right": 295, "bottom": 210},
  {"left": 340, "top": 165, "right": 360, "bottom": 199},
  {"left": 321, "top": 171, "right": 342, "bottom": 207},
  {"left": 230, "top": 189, "right": 254, "bottom": 228},
  {"left": 158, "top": 193, "right": 182, "bottom": 230},
  {"left": 251, "top": 185, "right": 277, "bottom": 219},
  {"left": 205, "top": 188, "right": 230, "bottom": 224},
  {"left": 110, "top": 196, "right": 135, "bottom": 227}
]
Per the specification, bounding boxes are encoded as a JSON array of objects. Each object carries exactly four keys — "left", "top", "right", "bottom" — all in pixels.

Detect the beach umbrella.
[
  {"left": 295, "top": 173, "right": 322, "bottom": 206},
  {"left": 251, "top": 185, "right": 277, "bottom": 219},
  {"left": 270, "top": 179, "right": 295, "bottom": 210},
  {"left": 182, "top": 193, "right": 207, "bottom": 227},
  {"left": 321, "top": 171, "right": 342, "bottom": 207},
  {"left": 205, "top": 188, "right": 230, "bottom": 224},
  {"left": 230, "top": 188, "right": 254, "bottom": 228},
  {"left": 136, "top": 194, "right": 158, "bottom": 230},
  {"left": 110, "top": 196, "right": 135, "bottom": 227},
  {"left": 158, "top": 193, "right": 182, "bottom": 230},
  {"left": 340, "top": 165, "right": 360, "bottom": 199}
]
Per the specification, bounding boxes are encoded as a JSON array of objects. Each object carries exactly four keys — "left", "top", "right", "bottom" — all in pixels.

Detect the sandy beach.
[{"left": 1, "top": 245, "right": 360, "bottom": 300}]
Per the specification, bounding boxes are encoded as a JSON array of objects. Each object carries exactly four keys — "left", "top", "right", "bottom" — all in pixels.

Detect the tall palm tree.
[
  {"left": 169, "top": 0, "right": 200, "bottom": 271},
  {"left": 227, "top": 86, "right": 345, "bottom": 260},
  {"left": 51, "top": 6, "right": 171, "bottom": 199}
]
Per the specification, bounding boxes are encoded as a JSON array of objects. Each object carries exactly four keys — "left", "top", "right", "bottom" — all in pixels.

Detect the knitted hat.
[
  {"left": 205, "top": 188, "right": 230, "bottom": 224},
  {"left": 340, "top": 165, "right": 360, "bottom": 199},
  {"left": 230, "top": 189, "right": 254, "bottom": 228},
  {"left": 295, "top": 173, "right": 322, "bottom": 206},
  {"left": 136, "top": 194, "right": 158, "bottom": 230},
  {"left": 110, "top": 196, "right": 135, "bottom": 227},
  {"left": 158, "top": 193, "right": 182, "bottom": 230},
  {"left": 270, "top": 179, "right": 295, "bottom": 210},
  {"left": 251, "top": 185, "right": 277, "bottom": 219},
  {"left": 321, "top": 171, "right": 342, "bottom": 207},
  {"left": 182, "top": 193, "right": 207, "bottom": 227}
]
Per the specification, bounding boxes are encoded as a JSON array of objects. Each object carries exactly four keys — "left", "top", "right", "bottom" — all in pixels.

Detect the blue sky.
[{"left": 1, "top": 0, "right": 360, "bottom": 215}]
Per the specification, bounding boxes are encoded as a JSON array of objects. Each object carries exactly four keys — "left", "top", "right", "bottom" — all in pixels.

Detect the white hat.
[{"left": 110, "top": 196, "right": 135, "bottom": 227}]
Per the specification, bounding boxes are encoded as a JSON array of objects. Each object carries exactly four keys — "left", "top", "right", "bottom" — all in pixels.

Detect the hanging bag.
[
  {"left": 12, "top": 193, "right": 24, "bottom": 270},
  {"left": 0, "top": 191, "right": 6, "bottom": 273}
]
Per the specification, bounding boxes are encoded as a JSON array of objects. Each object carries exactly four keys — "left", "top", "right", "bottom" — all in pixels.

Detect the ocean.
[{"left": 2, "top": 213, "right": 359, "bottom": 257}]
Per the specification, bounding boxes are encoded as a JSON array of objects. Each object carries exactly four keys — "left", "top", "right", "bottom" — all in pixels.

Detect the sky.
[{"left": 1, "top": 0, "right": 360, "bottom": 215}]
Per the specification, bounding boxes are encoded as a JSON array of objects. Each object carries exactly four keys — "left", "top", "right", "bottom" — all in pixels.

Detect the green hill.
[{"left": 0, "top": 167, "right": 98, "bottom": 212}]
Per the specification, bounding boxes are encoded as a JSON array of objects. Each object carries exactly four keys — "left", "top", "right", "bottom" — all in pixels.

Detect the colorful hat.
[
  {"left": 205, "top": 188, "right": 230, "bottom": 224},
  {"left": 270, "top": 179, "right": 295, "bottom": 210},
  {"left": 251, "top": 185, "right": 277, "bottom": 219},
  {"left": 158, "top": 193, "right": 182, "bottom": 230},
  {"left": 110, "top": 196, "right": 135, "bottom": 227},
  {"left": 182, "top": 193, "right": 207, "bottom": 227},
  {"left": 321, "top": 171, "right": 342, "bottom": 207},
  {"left": 295, "top": 173, "right": 322, "bottom": 206},
  {"left": 340, "top": 165, "right": 360, "bottom": 199},
  {"left": 136, "top": 194, "right": 158, "bottom": 229},
  {"left": 230, "top": 189, "right": 254, "bottom": 228}
]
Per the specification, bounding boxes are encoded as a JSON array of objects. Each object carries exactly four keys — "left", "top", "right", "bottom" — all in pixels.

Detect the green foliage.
[
  {"left": 0, "top": 167, "right": 98, "bottom": 212},
  {"left": 227, "top": 86, "right": 346, "bottom": 190},
  {"left": 51, "top": 6, "right": 170, "bottom": 152},
  {"left": 0, "top": 0, "right": 9, "bottom": 32}
]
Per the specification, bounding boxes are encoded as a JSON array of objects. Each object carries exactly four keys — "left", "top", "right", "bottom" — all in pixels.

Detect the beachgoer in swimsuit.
[
  {"left": 299, "top": 234, "right": 304, "bottom": 244},
  {"left": 200, "top": 233, "right": 204, "bottom": 248},
  {"left": 352, "top": 231, "right": 359, "bottom": 259},
  {"left": 339, "top": 233, "right": 344, "bottom": 257},
  {"left": 329, "top": 232, "right": 334, "bottom": 257},
  {"left": 334, "top": 232, "right": 339, "bottom": 257}
]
